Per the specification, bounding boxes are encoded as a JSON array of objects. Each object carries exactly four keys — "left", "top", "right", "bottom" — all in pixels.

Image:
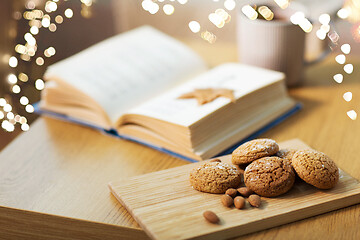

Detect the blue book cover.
[{"left": 34, "top": 102, "right": 301, "bottom": 162}]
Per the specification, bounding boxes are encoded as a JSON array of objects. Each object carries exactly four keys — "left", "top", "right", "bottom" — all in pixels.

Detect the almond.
[
  {"left": 234, "top": 196, "right": 245, "bottom": 209},
  {"left": 237, "top": 187, "right": 253, "bottom": 197},
  {"left": 221, "top": 194, "right": 234, "bottom": 207},
  {"left": 248, "top": 194, "right": 261, "bottom": 207},
  {"left": 225, "top": 188, "right": 238, "bottom": 198},
  {"left": 203, "top": 210, "right": 220, "bottom": 224}
]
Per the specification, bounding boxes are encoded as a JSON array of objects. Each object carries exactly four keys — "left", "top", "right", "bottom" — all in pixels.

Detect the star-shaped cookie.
[{"left": 178, "top": 88, "right": 235, "bottom": 105}]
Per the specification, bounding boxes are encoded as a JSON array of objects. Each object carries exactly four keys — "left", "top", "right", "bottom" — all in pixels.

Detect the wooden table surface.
[{"left": 0, "top": 42, "right": 360, "bottom": 239}]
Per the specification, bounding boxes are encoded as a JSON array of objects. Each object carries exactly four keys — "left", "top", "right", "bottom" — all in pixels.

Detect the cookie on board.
[
  {"left": 190, "top": 161, "right": 242, "bottom": 194},
  {"left": 276, "top": 148, "right": 297, "bottom": 165},
  {"left": 292, "top": 149, "right": 339, "bottom": 189},
  {"left": 232, "top": 139, "right": 279, "bottom": 165},
  {"left": 244, "top": 157, "right": 295, "bottom": 197}
]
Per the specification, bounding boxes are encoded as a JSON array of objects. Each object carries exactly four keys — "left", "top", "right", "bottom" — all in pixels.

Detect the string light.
[
  {"left": 7, "top": 112, "right": 14, "bottom": 120},
  {"left": 41, "top": 18, "right": 51, "bottom": 28},
  {"left": 343, "top": 92, "right": 353, "bottom": 102},
  {"left": 319, "top": 14, "right": 331, "bottom": 25},
  {"left": 36, "top": 57, "right": 45, "bottom": 66},
  {"left": 333, "top": 74, "right": 343, "bottom": 83},
  {"left": 344, "top": 64, "right": 354, "bottom": 74},
  {"left": 8, "top": 56, "right": 18, "bottom": 68},
  {"left": 35, "top": 79, "right": 45, "bottom": 90},
  {"left": 188, "top": 21, "right": 201, "bottom": 33},
  {"left": 25, "top": 104, "right": 35, "bottom": 113},
  {"left": 7, "top": 74, "right": 17, "bottom": 84},
  {"left": 30, "top": 26, "right": 39, "bottom": 35},
  {"left": 347, "top": 110, "right": 357, "bottom": 120},
  {"left": 337, "top": 8, "right": 350, "bottom": 19},
  {"left": 55, "top": 15, "right": 63, "bottom": 24},
  {"left": 0, "top": 1, "right": 94, "bottom": 133},
  {"left": 274, "top": 0, "right": 289, "bottom": 9},
  {"left": 21, "top": 123, "right": 30, "bottom": 131},
  {"left": 201, "top": 31, "right": 216, "bottom": 44},
  {"left": 163, "top": 4, "right": 174, "bottom": 15},
  {"left": 64, "top": 8, "right": 73, "bottom": 18},
  {"left": 335, "top": 54, "right": 346, "bottom": 64},
  {"left": 0, "top": 99, "right": 6, "bottom": 107},
  {"left": 18, "top": 73, "right": 28, "bottom": 82},
  {"left": 224, "top": 0, "right": 236, "bottom": 11},
  {"left": 341, "top": 44, "right": 351, "bottom": 54},
  {"left": 20, "top": 96, "right": 29, "bottom": 105},
  {"left": 3, "top": 104, "right": 12, "bottom": 112},
  {"left": 49, "top": 23, "right": 57, "bottom": 32},
  {"left": 258, "top": 6, "right": 274, "bottom": 21},
  {"left": 242, "top": 5, "right": 258, "bottom": 20},
  {"left": 12, "top": 85, "right": 21, "bottom": 94}
]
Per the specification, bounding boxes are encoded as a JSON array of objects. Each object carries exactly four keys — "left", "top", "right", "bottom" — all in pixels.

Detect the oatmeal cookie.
[
  {"left": 232, "top": 139, "right": 279, "bottom": 165},
  {"left": 244, "top": 157, "right": 295, "bottom": 197},
  {"left": 292, "top": 149, "right": 339, "bottom": 189},
  {"left": 190, "top": 162, "right": 241, "bottom": 193}
]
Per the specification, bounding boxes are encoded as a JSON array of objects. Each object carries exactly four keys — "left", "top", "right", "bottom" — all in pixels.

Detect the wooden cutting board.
[{"left": 108, "top": 139, "right": 360, "bottom": 240}]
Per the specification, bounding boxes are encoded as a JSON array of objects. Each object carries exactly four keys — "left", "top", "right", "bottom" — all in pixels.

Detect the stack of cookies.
[
  {"left": 233, "top": 138, "right": 339, "bottom": 197},
  {"left": 190, "top": 138, "right": 339, "bottom": 198}
]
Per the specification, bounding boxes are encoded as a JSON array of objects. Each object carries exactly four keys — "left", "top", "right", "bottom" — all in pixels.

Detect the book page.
[
  {"left": 126, "top": 63, "right": 285, "bottom": 127},
  {"left": 44, "top": 26, "right": 207, "bottom": 124}
]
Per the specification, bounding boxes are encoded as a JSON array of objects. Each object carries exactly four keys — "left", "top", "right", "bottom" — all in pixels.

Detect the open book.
[{"left": 39, "top": 26, "right": 300, "bottom": 161}]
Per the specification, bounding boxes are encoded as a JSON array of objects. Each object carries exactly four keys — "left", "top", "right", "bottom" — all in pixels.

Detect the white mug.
[{"left": 237, "top": 2, "right": 328, "bottom": 87}]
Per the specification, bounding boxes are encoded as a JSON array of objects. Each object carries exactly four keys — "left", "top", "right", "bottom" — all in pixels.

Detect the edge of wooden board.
[{"left": 108, "top": 139, "right": 360, "bottom": 240}]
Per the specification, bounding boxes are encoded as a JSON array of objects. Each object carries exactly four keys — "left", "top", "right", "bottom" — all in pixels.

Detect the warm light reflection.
[
  {"left": 7, "top": 74, "right": 17, "bottom": 84},
  {"left": 21, "top": 123, "right": 30, "bottom": 131},
  {"left": 163, "top": 4, "right": 174, "bottom": 15},
  {"left": 12, "top": 85, "right": 21, "bottom": 94},
  {"left": 36, "top": 57, "right": 44, "bottom": 66},
  {"left": 316, "top": 29, "right": 327, "bottom": 40},
  {"left": 335, "top": 54, "right": 346, "bottom": 64},
  {"left": 20, "top": 96, "right": 29, "bottom": 105},
  {"left": 65, "top": 8, "right": 73, "bottom": 18},
  {"left": 0, "top": 99, "right": 6, "bottom": 107},
  {"left": 3, "top": 104, "right": 12, "bottom": 112},
  {"left": 188, "top": 21, "right": 201, "bottom": 33},
  {"left": 30, "top": 26, "right": 39, "bottom": 35},
  {"left": 7, "top": 112, "right": 14, "bottom": 120},
  {"left": 224, "top": 0, "right": 236, "bottom": 11},
  {"left": 25, "top": 105, "right": 35, "bottom": 113},
  {"left": 344, "top": 64, "right": 354, "bottom": 74},
  {"left": 347, "top": 110, "right": 357, "bottom": 120},
  {"left": 9, "top": 56, "right": 18, "bottom": 68},
  {"left": 290, "top": 11, "right": 305, "bottom": 25},
  {"left": 201, "top": 31, "right": 216, "bottom": 44},
  {"left": 343, "top": 92, "right": 353, "bottom": 102},
  {"left": 298, "top": 18, "right": 313, "bottom": 33},
  {"left": 333, "top": 74, "right": 343, "bottom": 83},
  {"left": 18, "top": 73, "right": 29, "bottom": 82},
  {"left": 274, "top": 0, "right": 289, "bottom": 9},
  {"left": 55, "top": 15, "right": 63, "bottom": 24},
  {"left": 41, "top": 17, "right": 50, "bottom": 28},
  {"left": 341, "top": 44, "right": 351, "bottom": 54},
  {"left": 242, "top": 5, "right": 258, "bottom": 20},
  {"left": 337, "top": 8, "right": 350, "bottom": 19},
  {"left": 35, "top": 79, "right": 45, "bottom": 90},
  {"left": 319, "top": 14, "right": 331, "bottom": 25},
  {"left": 258, "top": 6, "right": 274, "bottom": 21},
  {"left": 49, "top": 23, "right": 57, "bottom": 32}
]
